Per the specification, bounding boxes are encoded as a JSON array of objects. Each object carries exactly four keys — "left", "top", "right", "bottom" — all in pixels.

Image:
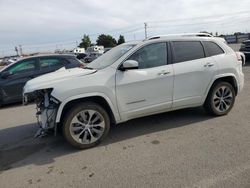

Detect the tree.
[
  {"left": 78, "top": 34, "right": 91, "bottom": 49},
  {"left": 117, "top": 35, "right": 125, "bottom": 45},
  {"left": 96, "top": 34, "right": 117, "bottom": 48}
]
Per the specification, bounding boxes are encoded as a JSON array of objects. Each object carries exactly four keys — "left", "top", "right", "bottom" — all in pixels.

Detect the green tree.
[
  {"left": 117, "top": 35, "right": 125, "bottom": 45},
  {"left": 96, "top": 34, "right": 117, "bottom": 48},
  {"left": 78, "top": 34, "right": 91, "bottom": 49}
]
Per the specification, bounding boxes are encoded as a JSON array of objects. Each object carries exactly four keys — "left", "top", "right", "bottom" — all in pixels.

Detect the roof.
[
  {"left": 19, "top": 54, "right": 76, "bottom": 60},
  {"left": 141, "top": 34, "right": 226, "bottom": 44},
  {"left": 147, "top": 33, "right": 213, "bottom": 40}
]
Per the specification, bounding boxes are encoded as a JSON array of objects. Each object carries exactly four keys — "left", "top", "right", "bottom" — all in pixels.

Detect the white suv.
[{"left": 23, "top": 35, "right": 244, "bottom": 149}]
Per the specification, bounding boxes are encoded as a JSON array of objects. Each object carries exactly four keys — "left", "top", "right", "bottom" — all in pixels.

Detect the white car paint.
[
  {"left": 116, "top": 64, "right": 174, "bottom": 120},
  {"left": 23, "top": 36, "right": 244, "bottom": 127}
]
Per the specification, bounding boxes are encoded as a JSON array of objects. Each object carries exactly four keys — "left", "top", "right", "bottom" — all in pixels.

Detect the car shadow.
[
  {"left": 0, "top": 102, "right": 24, "bottom": 110},
  {"left": 243, "top": 60, "right": 250, "bottom": 66},
  {"left": 0, "top": 107, "right": 214, "bottom": 172}
]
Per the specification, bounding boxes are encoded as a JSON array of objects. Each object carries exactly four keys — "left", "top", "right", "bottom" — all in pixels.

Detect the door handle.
[
  {"left": 204, "top": 62, "right": 214, "bottom": 67},
  {"left": 158, "top": 71, "right": 171, "bottom": 76}
]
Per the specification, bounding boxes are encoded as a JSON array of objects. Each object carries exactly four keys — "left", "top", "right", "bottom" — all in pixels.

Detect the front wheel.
[
  {"left": 204, "top": 82, "right": 236, "bottom": 116},
  {"left": 63, "top": 102, "right": 110, "bottom": 149}
]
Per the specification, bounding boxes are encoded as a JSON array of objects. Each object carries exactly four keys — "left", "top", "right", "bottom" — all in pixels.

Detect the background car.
[
  {"left": 84, "top": 53, "right": 102, "bottom": 63},
  {"left": 76, "top": 53, "right": 87, "bottom": 62},
  {"left": 0, "top": 54, "right": 83, "bottom": 106},
  {"left": 240, "top": 40, "right": 250, "bottom": 61}
]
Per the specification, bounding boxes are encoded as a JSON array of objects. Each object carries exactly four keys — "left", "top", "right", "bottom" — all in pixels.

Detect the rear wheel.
[
  {"left": 63, "top": 102, "right": 110, "bottom": 149},
  {"left": 204, "top": 82, "right": 236, "bottom": 116}
]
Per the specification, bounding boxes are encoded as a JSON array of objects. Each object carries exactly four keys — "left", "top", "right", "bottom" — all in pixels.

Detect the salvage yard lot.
[{"left": 0, "top": 65, "right": 250, "bottom": 188}]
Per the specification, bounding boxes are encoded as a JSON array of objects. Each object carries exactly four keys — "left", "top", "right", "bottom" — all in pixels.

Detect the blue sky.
[{"left": 0, "top": 0, "right": 250, "bottom": 56}]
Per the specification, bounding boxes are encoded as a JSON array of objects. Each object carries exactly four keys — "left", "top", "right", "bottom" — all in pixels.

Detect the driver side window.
[
  {"left": 128, "top": 42, "right": 167, "bottom": 69},
  {"left": 8, "top": 59, "right": 36, "bottom": 74}
]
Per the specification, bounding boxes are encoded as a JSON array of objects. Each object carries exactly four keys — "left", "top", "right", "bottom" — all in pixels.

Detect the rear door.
[
  {"left": 171, "top": 41, "right": 218, "bottom": 107},
  {"left": 1, "top": 58, "right": 39, "bottom": 102}
]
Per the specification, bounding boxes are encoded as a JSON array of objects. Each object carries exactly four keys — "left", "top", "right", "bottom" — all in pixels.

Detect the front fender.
[{"left": 55, "top": 92, "right": 121, "bottom": 123}]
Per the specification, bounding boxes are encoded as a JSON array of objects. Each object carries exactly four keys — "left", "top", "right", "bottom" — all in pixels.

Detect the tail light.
[
  {"left": 235, "top": 52, "right": 242, "bottom": 61},
  {"left": 79, "top": 64, "right": 85, "bottom": 68}
]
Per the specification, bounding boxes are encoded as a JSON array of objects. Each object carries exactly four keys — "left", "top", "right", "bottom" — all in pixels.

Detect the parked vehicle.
[
  {"left": 83, "top": 45, "right": 105, "bottom": 63},
  {"left": 84, "top": 53, "right": 102, "bottom": 63},
  {"left": 76, "top": 53, "right": 87, "bottom": 62},
  {"left": 23, "top": 35, "right": 244, "bottom": 149},
  {"left": 0, "top": 54, "right": 83, "bottom": 106},
  {"left": 0, "top": 58, "right": 19, "bottom": 66},
  {"left": 239, "top": 40, "right": 250, "bottom": 61},
  {"left": 86, "top": 45, "right": 104, "bottom": 54}
]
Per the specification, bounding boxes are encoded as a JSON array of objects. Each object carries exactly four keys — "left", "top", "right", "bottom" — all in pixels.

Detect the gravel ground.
[{"left": 0, "top": 65, "right": 249, "bottom": 188}]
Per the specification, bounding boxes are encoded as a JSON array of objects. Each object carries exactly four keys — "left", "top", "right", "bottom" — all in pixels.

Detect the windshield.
[{"left": 86, "top": 44, "right": 136, "bottom": 69}]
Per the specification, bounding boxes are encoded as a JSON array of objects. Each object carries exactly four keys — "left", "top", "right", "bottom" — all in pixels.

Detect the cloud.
[{"left": 0, "top": 0, "right": 249, "bottom": 55}]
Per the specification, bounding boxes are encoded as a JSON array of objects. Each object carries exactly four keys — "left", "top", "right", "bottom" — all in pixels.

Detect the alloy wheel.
[
  {"left": 69, "top": 109, "right": 105, "bottom": 144},
  {"left": 212, "top": 86, "right": 233, "bottom": 113}
]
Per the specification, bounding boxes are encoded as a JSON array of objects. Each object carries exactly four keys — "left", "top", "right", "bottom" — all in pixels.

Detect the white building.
[{"left": 73, "top": 48, "right": 85, "bottom": 54}]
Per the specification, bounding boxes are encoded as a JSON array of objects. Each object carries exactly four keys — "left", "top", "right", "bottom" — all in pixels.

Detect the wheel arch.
[
  {"left": 56, "top": 93, "right": 120, "bottom": 125},
  {"left": 205, "top": 74, "right": 238, "bottom": 101}
]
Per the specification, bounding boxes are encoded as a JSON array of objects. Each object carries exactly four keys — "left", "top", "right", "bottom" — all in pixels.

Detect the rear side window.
[
  {"left": 40, "top": 58, "right": 65, "bottom": 69},
  {"left": 172, "top": 41, "right": 205, "bottom": 63},
  {"left": 67, "top": 57, "right": 82, "bottom": 65},
  {"left": 203, "top": 41, "right": 224, "bottom": 57}
]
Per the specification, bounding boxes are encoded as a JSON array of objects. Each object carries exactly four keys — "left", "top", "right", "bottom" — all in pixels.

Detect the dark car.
[
  {"left": 84, "top": 53, "right": 102, "bottom": 63},
  {"left": 0, "top": 54, "right": 82, "bottom": 106},
  {"left": 239, "top": 40, "right": 250, "bottom": 61}
]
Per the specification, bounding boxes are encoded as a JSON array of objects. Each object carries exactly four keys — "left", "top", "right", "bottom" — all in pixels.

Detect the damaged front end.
[{"left": 23, "top": 88, "right": 60, "bottom": 138}]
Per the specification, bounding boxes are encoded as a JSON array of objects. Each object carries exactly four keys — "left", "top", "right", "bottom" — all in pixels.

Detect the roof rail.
[{"left": 147, "top": 33, "right": 213, "bottom": 40}]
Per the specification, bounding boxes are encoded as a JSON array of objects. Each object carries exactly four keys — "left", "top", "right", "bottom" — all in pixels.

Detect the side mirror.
[
  {"left": 0, "top": 71, "right": 12, "bottom": 79},
  {"left": 119, "top": 60, "right": 139, "bottom": 71}
]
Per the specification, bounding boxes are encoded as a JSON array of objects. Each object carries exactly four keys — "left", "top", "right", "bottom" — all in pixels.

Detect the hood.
[{"left": 23, "top": 67, "right": 96, "bottom": 94}]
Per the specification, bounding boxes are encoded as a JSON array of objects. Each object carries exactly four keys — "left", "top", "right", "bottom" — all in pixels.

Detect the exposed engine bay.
[{"left": 24, "top": 89, "right": 59, "bottom": 137}]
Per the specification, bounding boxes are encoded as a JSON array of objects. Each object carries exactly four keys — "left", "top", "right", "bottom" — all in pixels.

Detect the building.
[{"left": 73, "top": 48, "right": 85, "bottom": 54}]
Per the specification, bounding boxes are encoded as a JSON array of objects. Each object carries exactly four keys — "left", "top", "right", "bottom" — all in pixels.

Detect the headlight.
[
  {"left": 50, "top": 95, "right": 60, "bottom": 104},
  {"left": 23, "top": 93, "right": 28, "bottom": 105}
]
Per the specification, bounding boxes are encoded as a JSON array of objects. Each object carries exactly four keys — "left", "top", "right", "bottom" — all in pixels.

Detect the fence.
[{"left": 224, "top": 34, "right": 249, "bottom": 44}]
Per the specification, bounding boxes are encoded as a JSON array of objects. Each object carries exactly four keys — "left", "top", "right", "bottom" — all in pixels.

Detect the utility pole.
[
  {"left": 19, "top": 45, "right": 23, "bottom": 56},
  {"left": 144, "top": 22, "right": 148, "bottom": 39},
  {"left": 15, "top": 46, "right": 19, "bottom": 56}
]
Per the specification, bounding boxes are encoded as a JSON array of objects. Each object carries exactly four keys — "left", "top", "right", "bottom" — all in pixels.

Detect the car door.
[
  {"left": 115, "top": 42, "right": 174, "bottom": 120},
  {"left": 171, "top": 41, "right": 218, "bottom": 108},
  {"left": 1, "top": 58, "right": 39, "bottom": 103}
]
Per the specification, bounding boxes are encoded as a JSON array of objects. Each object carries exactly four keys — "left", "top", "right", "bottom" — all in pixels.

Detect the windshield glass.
[{"left": 86, "top": 44, "right": 136, "bottom": 69}]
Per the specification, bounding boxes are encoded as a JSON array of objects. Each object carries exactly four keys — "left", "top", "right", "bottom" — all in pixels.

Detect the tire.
[
  {"left": 204, "top": 81, "right": 236, "bottom": 116},
  {"left": 62, "top": 102, "right": 110, "bottom": 149}
]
